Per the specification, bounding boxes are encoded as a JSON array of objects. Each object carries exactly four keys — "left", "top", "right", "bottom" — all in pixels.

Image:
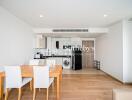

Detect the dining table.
[{"left": 0, "top": 65, "right": 62, "bottom": 100}]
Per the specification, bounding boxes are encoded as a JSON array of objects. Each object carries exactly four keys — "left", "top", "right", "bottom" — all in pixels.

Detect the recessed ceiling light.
[
  {"left": 39, "top": 14, "right": 44, "bottom": 18},
  {"left": 104, "top": 14, "right": 108, "bottom": 18}
]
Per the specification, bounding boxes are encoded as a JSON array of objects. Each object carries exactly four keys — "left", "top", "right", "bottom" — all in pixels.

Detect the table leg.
[
  {"left": 30, "top": 80, "right": 33, "bottom": 91},
  {"left": 0, "top": 76, "right": 4, "bottom": 100},
  {"left": 59, "top": 73, "right": 62, "bottom": 99},
  {"left": 57, "top": 75, "right": 60, "bottom": 100},
  {"left": 60, "top": 69, "right": 62, "bottom": 81}
]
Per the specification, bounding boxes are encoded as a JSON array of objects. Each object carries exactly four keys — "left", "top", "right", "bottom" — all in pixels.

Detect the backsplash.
[{"left": 33, "top": 48, "right": 72, "bottom": 57}]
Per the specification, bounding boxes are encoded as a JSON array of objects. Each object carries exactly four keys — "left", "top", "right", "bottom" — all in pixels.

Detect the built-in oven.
[{"left": 63, "top": 45, "right": 71, "bottom": 49}]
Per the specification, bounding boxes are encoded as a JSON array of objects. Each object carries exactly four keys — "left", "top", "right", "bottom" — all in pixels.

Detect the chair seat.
[
  {"left": 34, "top": 78, "right": 54, "bottom": 88},
  {"left": 21, "top": 78, "right": 32, "bottom": 87}
]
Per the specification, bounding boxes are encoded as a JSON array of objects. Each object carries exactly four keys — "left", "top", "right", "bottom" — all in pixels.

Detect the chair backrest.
[
  {"left": 29, "top": 60, "right": 39, "bottom": 65},
  {"left": 33, "top": 66, "right": 50, "bottom": 88},
  {"left": 46, "top": 59, "right": 55, "bottom": 67},
  {"left": 5, "top": 66, "right": 22, "bottom": 88}
]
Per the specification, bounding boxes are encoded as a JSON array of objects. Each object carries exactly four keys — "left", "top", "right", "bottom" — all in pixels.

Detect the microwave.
[{"left": 63, "top": 45, "right": 71, "bottom": 49}]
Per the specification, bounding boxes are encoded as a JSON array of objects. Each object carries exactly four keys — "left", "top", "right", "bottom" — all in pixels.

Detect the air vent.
[{"left": 52, "top": 29, "right": 88, "bottom": 32}]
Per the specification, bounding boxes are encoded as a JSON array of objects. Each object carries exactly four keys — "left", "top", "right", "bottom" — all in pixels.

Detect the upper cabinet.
[
  {"left": 47, "top": 37, "right": 52, "bottom": 49},
  {"left": 34, "top": 36, "right": 82, "bottom": 49},
  {"left": 35, "top": 35, "right": 47, "bottom": 48},
  {"left": 51, "top": 38, "right": 71, "bottom": 49},
  {"left": 71, "top": 38, "right": 82, "bottom": 47}
]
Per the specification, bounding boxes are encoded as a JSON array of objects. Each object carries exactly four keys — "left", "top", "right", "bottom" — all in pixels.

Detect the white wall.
[
  {"left": 123, "top": 20, "right": 132, "bottom": 82},
  {"left": 96, "top": 21, "right": 123, "bottom": 82},
  {"left": 0, "top": 6, "right": 34, "bottom": 69}
]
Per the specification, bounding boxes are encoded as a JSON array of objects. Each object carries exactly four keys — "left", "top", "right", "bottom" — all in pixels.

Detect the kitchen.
[{"left": 33, "top": 34, "right": 95, "bottom": 71}]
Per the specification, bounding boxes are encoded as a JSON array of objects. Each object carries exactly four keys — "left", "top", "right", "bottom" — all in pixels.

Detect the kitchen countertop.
[{"left": 34, "top": 55, "right": 71, "bottom": 59}]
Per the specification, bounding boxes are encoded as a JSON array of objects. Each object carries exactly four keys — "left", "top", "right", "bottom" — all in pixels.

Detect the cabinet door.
[
  {"left": 71, "top": 38, "right": 82, "bottom": 47},
  {"left": 51, "top": 38, "right": 56, "bottom": 49},
  {"left": 56, "top": 57, "right": 62, "bottom": 65},
  {"left": 39, "top": 59, "right": 46, "bottom": 65},
  {"left": 36, "top": 35, "right": 46, "bottom": 48},
  {"left": 47, "top": 37, "right": 51, "bottom": 49}
]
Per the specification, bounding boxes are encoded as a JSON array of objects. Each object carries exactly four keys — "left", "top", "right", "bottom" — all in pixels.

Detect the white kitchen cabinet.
[
  {"left": 46, "top": 57, "right": 62, "bottom": 65},
  {"left": 47, "top": 37, "right": 52, "bottom": 49},
  {"left": 35, "top": 35, "right": 46, "bottom": 48},
  {"left": 55, "top": 57, "right": 63, "bottom": 65},
  {"left": 51, "top": 38, "right": 56, "bottom": 50},
  {"left": 51, "top": 38, "right": 71, "bottom": 50},
  {"left": 60, "top": 38, "right": 71, "bottom": 45},
  {"left": 71, "top": 38, "right": 82, "bottom": 47},
  {"left": 39, "top": 59, "right": 46, "bottom": 65}
]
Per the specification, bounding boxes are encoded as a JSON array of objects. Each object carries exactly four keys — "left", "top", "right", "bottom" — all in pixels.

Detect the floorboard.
[{"left": 7, "top": 69, "right": 132, "bottom": 100}]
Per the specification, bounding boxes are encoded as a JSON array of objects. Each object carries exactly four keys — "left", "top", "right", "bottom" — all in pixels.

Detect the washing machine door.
[{"left": 63, "top": 59, "right": 70, "bottom": 66}]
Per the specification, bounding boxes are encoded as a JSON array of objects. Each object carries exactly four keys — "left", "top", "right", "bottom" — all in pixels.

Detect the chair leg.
[
  {"left": 39, "top": 88, "right": 41, "bottom": 91},
  {"left": 46, "top": 88, "right": 49, "bottom": 100},
  {"left": 5, "top": 88, "right": 9, "bottom": 100},
  {"left": 33, "top": 89, "right": 36, "bottom": 100},
  {"left": 30, "top": 81, "right": 33, "bottom": 91},
  {"left": 18, "top": 88, "right": 22, "bottom": 100},
  {"left": 51, "top": 81, "right": 54, "bottom": 88}
]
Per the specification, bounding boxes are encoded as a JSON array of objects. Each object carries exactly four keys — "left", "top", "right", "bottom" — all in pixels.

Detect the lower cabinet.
[
  {"left": 39, "top": 59, "right": 46, "bottom": 65},
  {"left": 37, "top": 57, "right": 63, "bottom": 65},
  {"left": 46, "top": 57, "right": 62, "bottom": 65},
  {"left": 55, "top": 57, "right": 63, "bottom": 65}
]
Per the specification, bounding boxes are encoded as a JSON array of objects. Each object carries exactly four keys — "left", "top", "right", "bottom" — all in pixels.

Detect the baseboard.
[
  {"left": 100, "top": 69, "right": 124, "bottom": 84},
  {"left": 123, "top": 82, "right": 132, "bottom": 85}
]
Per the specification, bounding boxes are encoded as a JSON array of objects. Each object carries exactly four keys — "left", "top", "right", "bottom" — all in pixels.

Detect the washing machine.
[{"left": 62, "top": 57, "right": 71, "bottom": 69}]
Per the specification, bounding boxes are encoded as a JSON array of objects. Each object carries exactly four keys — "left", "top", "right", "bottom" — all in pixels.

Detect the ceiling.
[{"left": 0, "top": 0, "right": 132, "bottom": 28}]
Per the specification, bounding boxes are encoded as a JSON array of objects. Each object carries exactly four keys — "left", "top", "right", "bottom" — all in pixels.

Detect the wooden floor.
[
  {"left": 63, "top": 68, "right": 105, "bottom": 75},
  {"left": 7, "top": 69, "right": 132, "bottom": 100}
]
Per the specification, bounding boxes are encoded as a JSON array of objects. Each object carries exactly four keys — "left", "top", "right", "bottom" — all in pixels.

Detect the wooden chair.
[
  {"left": 33, "top": 66, "right": 54, "bottom": 100},
  {"left": 4, "top": 66, "right": 32, "bottom": 100}
]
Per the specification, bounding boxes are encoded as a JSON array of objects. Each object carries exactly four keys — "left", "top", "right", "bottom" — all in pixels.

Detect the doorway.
[{"left": 82, "top": 41, "right": 94, "bottom": 68}]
